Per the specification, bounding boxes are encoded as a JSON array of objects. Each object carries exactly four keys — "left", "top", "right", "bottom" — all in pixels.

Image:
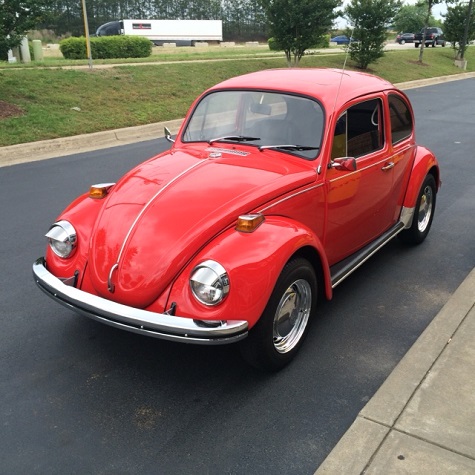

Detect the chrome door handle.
[{"left": 381, "top": 162, "right": 395, "bottom": 171}]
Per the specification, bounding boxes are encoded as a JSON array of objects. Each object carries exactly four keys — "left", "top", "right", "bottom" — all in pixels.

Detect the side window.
[
  {"left": 332, "top": 98, "right": 384, "bottom": 159},
  {"left": 389, "top": 95, "right": 413, "bottom": 145}
]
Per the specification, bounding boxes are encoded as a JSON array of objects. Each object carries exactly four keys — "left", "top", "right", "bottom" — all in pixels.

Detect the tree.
[
  {"left": 344, "top": 0, "right": 401, "bottom": 70},
  {"left": 260, "top": 0, "right": 341, "bottom": 67},
  {"left": 443, "top": 2, "right": 475, "bottom": 59},
  {"left": 0, "top": 0, "right": 47, "bottom": 60},
  {"left": 393, "top": 4, "right": 433, "bottom": 34},
  {"left": 222, "top": 0, "right": 268, "bottom": 42}
]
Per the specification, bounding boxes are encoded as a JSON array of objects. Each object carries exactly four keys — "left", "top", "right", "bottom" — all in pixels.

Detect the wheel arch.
[
  {"left": 290, "top": 245, "right": 329, "bottom": 302},
  {"left": 403, "top": 146, "right": 440, "bottom": 209}
]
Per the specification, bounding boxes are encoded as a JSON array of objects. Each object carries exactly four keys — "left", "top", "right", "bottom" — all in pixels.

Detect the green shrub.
[
  {"left": 316, "top": 34, "right": 330, "bottom": 48},
  {"left": 60, "top": 36, "right": 152, "bottom": 60},
  {"left": 268, "top": 37, "right": 282, "bottom": 51},
  {"left": 59, "top": 37, "right": 87, "bottom": 59}
]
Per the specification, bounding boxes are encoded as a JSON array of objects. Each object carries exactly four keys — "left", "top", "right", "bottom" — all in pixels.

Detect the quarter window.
[{"left": 389, "top": 95, "right": 413, "bottom": 144}]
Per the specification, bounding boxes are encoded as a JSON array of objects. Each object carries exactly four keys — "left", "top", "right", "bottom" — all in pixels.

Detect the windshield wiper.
[
  {"left": 208, "top": 135, "right": 260, "bottom": 144},
  {"left": 259, "top": 144, "right": 320, "bottom": 152}
]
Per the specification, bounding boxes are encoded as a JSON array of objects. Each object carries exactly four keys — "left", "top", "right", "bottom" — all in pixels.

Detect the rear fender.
[
  {"left": 402, "top": 146, "right": 440, "bottom": 209},
  {"left": 166, "top": 216, "right": 332, "bottom": 330}
]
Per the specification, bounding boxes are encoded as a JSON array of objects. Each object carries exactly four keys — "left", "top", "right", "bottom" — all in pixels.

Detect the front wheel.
[
  {"left": 399, "top": 174, "right": 436, "bottom": 245},
  {"left": 240, "top": 258, "right": 317, "bottom": 371}
]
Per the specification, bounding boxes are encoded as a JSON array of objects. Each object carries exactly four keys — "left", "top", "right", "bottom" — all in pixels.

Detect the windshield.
[{"left": 182, "top": 90, "right": 324, "bottom": 160}]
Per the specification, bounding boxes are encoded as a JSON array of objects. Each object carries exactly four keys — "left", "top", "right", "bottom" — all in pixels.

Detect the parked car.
[
  {"left": 33, "top": 69, "right": 440, "bottom": 371},
  {"left": 396, "top": 33, "right": 415, "bottom": 44},
  {"left": 414, "top": 27, "right": 446, "bottom": 47},
  {"left": 330, "top": 35, "right": 353, "bottom": 45}
]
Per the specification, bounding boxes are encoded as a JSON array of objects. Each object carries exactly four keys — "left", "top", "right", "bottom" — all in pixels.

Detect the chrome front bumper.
[{"left": 32, "top": 258, "right": 248, "bottom": 345}]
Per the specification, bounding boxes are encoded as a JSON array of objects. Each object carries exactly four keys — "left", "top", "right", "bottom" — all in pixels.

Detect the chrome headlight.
[
  {"left": 45, "top": 220, "right": 77, "bottom": 258},
  {"left": 190, "top": 260, "right": 230, "bottom": 306}
]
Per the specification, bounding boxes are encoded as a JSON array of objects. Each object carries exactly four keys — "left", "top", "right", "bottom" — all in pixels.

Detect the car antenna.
[{"left": 332, "top": 26, "right": 355, "bottom": 116}]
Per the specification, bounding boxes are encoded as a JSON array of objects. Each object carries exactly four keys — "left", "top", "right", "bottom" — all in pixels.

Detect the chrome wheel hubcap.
[
  {"left": 273, "top": 279, "right": 312, "bottom": 354},
  {"left": 418, "top": 185, "right": 433, "bottom": 232}
]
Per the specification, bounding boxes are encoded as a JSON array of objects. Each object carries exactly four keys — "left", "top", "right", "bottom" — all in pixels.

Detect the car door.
[{"left": 324, "top": 96, "right": 396, "bottom": 265}]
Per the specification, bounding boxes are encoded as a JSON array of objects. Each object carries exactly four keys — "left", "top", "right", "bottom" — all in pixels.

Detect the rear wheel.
[
  {"left": 399, "top": 174, "right": 436, "bottom": 245},
  {"left": 400, "top": 39, "right": 406, "bottom": 45},
  {"left": 240, "top": 258, "right": 317, "bottom": 371}
]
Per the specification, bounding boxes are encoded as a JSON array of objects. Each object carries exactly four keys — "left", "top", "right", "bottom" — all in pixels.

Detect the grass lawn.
[{"left": 0, "top": 46, "right": 473, "bottom": 147}]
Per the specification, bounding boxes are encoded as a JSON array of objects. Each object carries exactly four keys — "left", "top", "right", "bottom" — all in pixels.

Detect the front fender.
[
  {"left": 166, "top": 216, "right": 331, "bottom": 330},
  {"left": 402, "top": 145, "right": 440, "bottom": 208},
  {"left": 44, "top": 191, "right": 108, "bottom": 284}
]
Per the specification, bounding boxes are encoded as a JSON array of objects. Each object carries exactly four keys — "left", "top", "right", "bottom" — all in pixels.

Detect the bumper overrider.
[{"left": 32, "top": 258, "right": 248, "bottom": 345}]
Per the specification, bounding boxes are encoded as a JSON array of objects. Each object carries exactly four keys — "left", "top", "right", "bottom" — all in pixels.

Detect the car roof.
[{"left": 207, "top": 68, "right": 395, "bottom": 111}]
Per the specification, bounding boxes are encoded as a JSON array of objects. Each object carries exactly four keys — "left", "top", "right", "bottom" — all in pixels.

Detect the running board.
[{"left": 330, "top": 222, "right": 405, "bottom": 288}]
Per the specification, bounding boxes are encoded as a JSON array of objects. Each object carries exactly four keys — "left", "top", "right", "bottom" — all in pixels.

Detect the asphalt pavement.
[
  {"left": 1, "top": 71, "right": 474, "bottom": 474},
  {"left": 315, "top": 266, "right": 475, "bottom": 474}
]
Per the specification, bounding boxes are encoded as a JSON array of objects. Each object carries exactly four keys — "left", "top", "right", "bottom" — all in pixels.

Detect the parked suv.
[{"left": 414, "top": 27, "right": 446, "bottom": 47}]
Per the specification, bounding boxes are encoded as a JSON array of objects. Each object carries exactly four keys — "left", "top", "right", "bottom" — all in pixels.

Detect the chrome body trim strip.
[
  {"left": 257, "top": 183, "right": 324, "bottom": 214},
  {"left": 33, "top": 258, "right": 248, "bottom": 345},
  {"left": 114, "top": 160, "right": 205, "bottom": 270}
]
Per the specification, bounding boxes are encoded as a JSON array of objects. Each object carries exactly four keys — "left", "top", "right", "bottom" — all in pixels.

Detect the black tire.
[
  {"left": 240, "top": 257, "right": 317, "bottom": 371},
  {"left": 399, "top": 174, "right": 436, "bottom": 245},
  {"left": 414, "top": 43, "right": 419, "bottom": 48},
  {"left": 400, "top": 40, "right": 406, "bottom": 45}
]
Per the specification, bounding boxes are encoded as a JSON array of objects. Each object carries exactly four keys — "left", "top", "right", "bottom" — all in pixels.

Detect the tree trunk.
[{"left": 418, "top": 0, "right": 433, "bottom": 64}]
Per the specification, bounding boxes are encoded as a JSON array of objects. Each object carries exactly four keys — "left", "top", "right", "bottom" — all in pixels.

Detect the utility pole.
[{"left": 81, "top": 0, "right": 93, "bottom": 69}]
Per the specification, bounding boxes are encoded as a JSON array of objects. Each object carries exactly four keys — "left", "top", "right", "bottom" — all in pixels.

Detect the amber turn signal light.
[
  {"left": 235, "top": 214, "right": 265, "bottom": 233},
  {"left": 89, "top": 183, "right": 115, "bottom": 199}
]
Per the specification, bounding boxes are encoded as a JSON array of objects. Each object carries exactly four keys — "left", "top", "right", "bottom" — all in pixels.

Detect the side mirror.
[
  {"left": 329, "top": 157, "right": 357, "bottom": 172},
  {"left": 164, "top": 127, "right": 175, "bottom": 143}
]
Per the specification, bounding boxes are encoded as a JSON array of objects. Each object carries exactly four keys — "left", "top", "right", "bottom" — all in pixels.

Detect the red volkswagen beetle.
[{"left": 33, "top": 68, "right": 440, "bottom": 371}]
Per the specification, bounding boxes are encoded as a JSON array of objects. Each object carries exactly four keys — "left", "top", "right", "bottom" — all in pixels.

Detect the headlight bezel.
[
  {"left": 190, "top": 260, "right": 230, "bottom": 306},
  {"left": 45, "top": 220, "right": 77, "bottom": 259}
]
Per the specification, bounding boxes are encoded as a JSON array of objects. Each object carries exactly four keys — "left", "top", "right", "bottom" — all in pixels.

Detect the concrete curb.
[
  {"left": 395, "top": 71, "right": 475, "bottom": 90},
  {"left": 1, "top": 71, "right": 475, "bottom": 169},
  {"left": 0, "top": 118, "right": 183, "bottom": 168},
  {"left": 315, "top": 267, "right": 475, "bottom": 474}
]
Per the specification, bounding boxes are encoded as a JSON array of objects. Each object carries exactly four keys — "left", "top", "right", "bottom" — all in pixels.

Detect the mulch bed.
[{"left": 0, "top": 100, "right": 25, "bottom": 119}]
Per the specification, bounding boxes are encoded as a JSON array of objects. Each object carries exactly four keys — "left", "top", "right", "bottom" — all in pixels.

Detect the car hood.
[{"left": 87, "top": 146, "right": 316, "bottom": 307}]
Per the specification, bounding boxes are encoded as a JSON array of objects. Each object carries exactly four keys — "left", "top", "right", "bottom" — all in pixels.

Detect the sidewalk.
[{"left": 315, "top": 267, "right": 475, "bottom": 474}]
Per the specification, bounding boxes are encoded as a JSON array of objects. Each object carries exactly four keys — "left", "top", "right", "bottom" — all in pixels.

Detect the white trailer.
[{"left": 96, "top": 19, "right": 223, "bottom": 46}]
